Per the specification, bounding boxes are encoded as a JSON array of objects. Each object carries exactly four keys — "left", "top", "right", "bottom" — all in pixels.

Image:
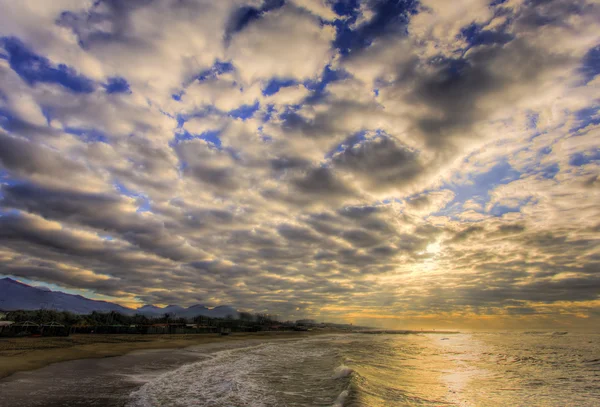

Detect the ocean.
[
  {"left": 128, "top": 331, "right": 600, "bottom": 407},
  {"left": 1, "top": 332, "right": 599, "bottom": 406}
]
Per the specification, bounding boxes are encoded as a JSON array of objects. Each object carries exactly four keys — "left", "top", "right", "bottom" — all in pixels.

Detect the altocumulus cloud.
[{"left": 0, "top": 0, "right": 599, "bottom": 328}]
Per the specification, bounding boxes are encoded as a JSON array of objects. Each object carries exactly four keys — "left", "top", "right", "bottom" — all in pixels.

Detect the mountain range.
[{"left": 0, "top": 277, "right": 238, "bottom": 318}]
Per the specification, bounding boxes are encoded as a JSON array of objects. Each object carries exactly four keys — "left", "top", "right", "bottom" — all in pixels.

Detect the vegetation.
[{"left": 3, "top": 309, "right": 281, "bottom": 330}]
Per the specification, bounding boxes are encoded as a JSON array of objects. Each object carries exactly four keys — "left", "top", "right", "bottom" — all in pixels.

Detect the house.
[
  {"left": 0, "top": 320, "right": 14, "bottom": 335},
  {"left": 6, "top": 321, "right": 40, "bottom": 336}
]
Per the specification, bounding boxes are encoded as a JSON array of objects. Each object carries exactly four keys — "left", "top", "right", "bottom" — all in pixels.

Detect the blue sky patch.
[
  {"left": 64, "top": 127, "right": 109, "bottom": 143},
  {"left": 332, "top": 0, "right": 360, "bottom": 17},
  {"left": 173, "top": 129, "right": 223, "bottom": 149},
  {"left": 197, "top": 61, "right": 235, "bottom": 82},
  {"left": 434, "top": 161, "right": 522, "bottom": 218},
  {"left": 0, "top": 170, "right": 22, "bottom": 189},
  {"left": 198, "top": 130, "right": 223, "bottom": 148},
  {"left": 460, "top": 23, "right": 513, "bottom": 48},
  {"left": 0, "top": 107, "right": 15, "bottom": 131},
  {"left": 571, "top": 105, "right": 600, "bottom": 133},
  {"left": 527, "top": 112, "right": 539, "bottom": 129},
  {"left": 262, "top": 104, "right": 277, "bottom": 123},
  {"left": 580, "top": 45, "right": 600, "bottom": 84},
  {"left": 1, "top": 36, "right": 95, "bottom": 93},
  {"left": 569, "top": 149, "right": 600, "bottom": 167},
  {"left": 41, "top": 106, "right": 53, "bottom": 125},
  {"left": 488, "top": 197, "right": 533, "bottom": 217},
  {"left": 304, "top": 65, "right": 350, "bottom": 103},
  {"left": 539, "top": 163, "right": 560, "bottom": 179},
  {"left": 114, "top": 181, "right": 151, "bottom": 213},
  {"left": 332, "top": 0, "right": 417, "bottom": 56},
  {"left": 262, "top": 78, "right": 298, "bottom": 96},
  {"left": 326, "top": 131, "right": 368, "bottom": 159},
  {"left": 104, "top": 76, "right": 131, "bottom": 94},
  {"left": 228, "top": 101, "right": 259, "bottom": 120}
]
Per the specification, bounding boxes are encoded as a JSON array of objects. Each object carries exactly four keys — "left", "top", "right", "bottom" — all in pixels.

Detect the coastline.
[{"left": 0, "top": 330, "right": 337, "bottom": 380}]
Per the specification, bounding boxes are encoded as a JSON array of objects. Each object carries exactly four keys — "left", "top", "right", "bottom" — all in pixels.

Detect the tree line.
[{"left": 3, "top": 309, "right": 281, "bottom": 328}]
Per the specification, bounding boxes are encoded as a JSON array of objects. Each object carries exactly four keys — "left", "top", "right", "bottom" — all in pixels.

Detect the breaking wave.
[{"left": 127, "top": 337, "right": 351, "bottom": 407}]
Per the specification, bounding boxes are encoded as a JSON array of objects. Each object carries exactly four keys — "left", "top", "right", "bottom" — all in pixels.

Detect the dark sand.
[
  {"left": 0, "top": 331, "right": 339, "bottom": 407},
  {"left": 0, "top": 331, "right": 331, "bottom": 380}
]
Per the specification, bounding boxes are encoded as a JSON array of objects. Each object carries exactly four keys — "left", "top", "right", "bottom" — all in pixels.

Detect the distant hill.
[
  {"left": 0, "top": 277, "right": 132, "bottom": 314},
  {"left": 0, "top": 277, "right": 238, "bottom": 318}
]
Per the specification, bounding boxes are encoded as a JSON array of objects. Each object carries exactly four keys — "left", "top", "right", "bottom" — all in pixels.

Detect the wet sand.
[
  {"left": 0, "top": 331, "right": 342, "bottom": 407},
  {"left": 0, "top": 331, "right": 332, "bottom": 380}
]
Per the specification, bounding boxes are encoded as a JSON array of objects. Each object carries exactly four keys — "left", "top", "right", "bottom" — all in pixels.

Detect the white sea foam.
[
  {"left": 127, "top": 339, "right": 342, "bottom": 407},
  {"left": 332, "top": 364, "right": 354, "bottom": 379},
  {"left": 127, "top": 344, "right": 277, "bottom": 407},
  {"left": 332, "top": 389, "right": 349, "bottom": 407}
]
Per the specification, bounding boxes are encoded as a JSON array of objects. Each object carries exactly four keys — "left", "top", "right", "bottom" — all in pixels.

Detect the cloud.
[
  {"left": 331, "top": 135, "right": 425, "bottom": 193},
  {"left": 228, "top": 5, "right": 336, "bottom": 82},
  {"left": 0, "top": 0, "right": 598, "bottom": 327}
]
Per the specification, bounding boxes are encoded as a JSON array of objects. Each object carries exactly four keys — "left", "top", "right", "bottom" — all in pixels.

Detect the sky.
[{"left": 0, "top": 0, "right": 599, "bottom": 330}]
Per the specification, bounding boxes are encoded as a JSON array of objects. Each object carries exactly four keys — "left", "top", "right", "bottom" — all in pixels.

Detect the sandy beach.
[{"left": 0, "top": 330, "right": 332, "bottom": 380}]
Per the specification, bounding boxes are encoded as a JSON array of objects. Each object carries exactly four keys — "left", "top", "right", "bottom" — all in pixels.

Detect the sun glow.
[{"left": 426, "top": 241, "right": 441, "bottom": 254}]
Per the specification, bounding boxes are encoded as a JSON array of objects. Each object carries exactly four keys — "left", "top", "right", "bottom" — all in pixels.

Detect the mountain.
[
  {"left": 0, "top": 277, "right": 132, "bottom": 314},
  {"left": 0, "top": 277, "right": 239, "bottom": 318},
  {"left": 136, "top": 304, "right": 163, "bottom": 313}
]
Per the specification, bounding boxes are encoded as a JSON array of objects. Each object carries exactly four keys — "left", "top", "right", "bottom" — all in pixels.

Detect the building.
[{"left": 0, "top": 321, "right": 14, "bottom": 335}]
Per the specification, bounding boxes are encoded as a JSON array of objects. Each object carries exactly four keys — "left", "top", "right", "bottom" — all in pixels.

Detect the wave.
[
  {"left": 128, "top": 338, "right": 348, "bottom": 407},
  {"left": 523, "top": 331, "right": 569, "bottom": 336},
  {"left": 332, "top": 389, "right": 349, "bottom": 407},
  {"left": 332, "top": 364, "right": 354, "bottom": 379}
]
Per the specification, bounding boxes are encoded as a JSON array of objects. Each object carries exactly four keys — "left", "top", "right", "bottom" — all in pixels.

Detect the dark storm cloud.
[
  {"left": 0, "top": 131, "right": 86, "bottom": 178},
  {"left": 458, "top": 276, "right": 600, "bottom": 304},
  {"left": 338, "top": 205, "right": 379, "bottom": 219},
  {"left": 0, "top": 213, "right": 107, "bottom": 257},
  {"left": 291, "top": 167, "right": 354, "bottom": 199},
  {"left": 269, "top": 156, "right": 310, "bottom": 171},
  {"left": 414, "top": 224, "right": 443, "bottom": 238},
  {"left": 406, "top": 195, "right": 430, "bottom": 209},
  {"left": 407, "top": 43, "right": 549, "bottom": 149},
  {"left": 494, "top": 224, "right": 526, "bottom": 235},
  {"left": 340, "top": 229, "right": 382, "bottom": 247},
  {"left": 331, "top": 136, "right": 424, "bottom": 190},
  {"left": 376, "top": 2, "right": 587, "bottom": 153},
  {"left": 0, "top": 182, "right": 205, "bottom": 262},
  {"left": 514, "top": 0, "right": 595, "bottom": 30},
  {"left": 56, "top": 0, "right": 156, "bottom": 48},
  {"left": 225, "top": 0, "right": 285, "bottom": 43},
  {"left": 448, "top": 226, "right": 485, "bottom": 243},
  {"left": 412, "top": 224, "right": 600, "bottom": 313},
  {"left": 279, "top": 100, "right": 384, "bottom": 139},
  {"left": 174, "top": 140, "right": 240, "bottom": 191},
  {"left": 0, "top": 264, "right": 122, "bottom": 293},
  {"left": 277, "top": 224, "right": 322, "bottom": 244},
  {"left": 1, "top": 183, "right": 152, "bottom": 234}
]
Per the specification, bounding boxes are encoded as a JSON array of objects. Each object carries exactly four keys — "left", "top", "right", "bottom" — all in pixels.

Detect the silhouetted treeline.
[{"left": 3, "top": 309, "right": 281, "bottom": 329}]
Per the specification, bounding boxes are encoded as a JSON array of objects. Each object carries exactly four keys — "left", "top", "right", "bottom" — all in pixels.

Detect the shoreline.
[{"left": 0, "top": 330, "right": 338, "bottom": 380}]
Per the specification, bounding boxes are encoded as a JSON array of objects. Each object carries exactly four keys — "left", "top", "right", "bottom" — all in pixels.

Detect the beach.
[
  {"left": 0, "top": 330, "right": 331, "bottom": 380},
  {"left": 1, "top": 331, "right": 600, "bottom": 406}
]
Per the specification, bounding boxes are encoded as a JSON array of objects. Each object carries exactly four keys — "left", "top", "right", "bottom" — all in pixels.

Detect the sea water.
[{"left": 127, "top": 331, "right": 600, "bottom": 407}]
